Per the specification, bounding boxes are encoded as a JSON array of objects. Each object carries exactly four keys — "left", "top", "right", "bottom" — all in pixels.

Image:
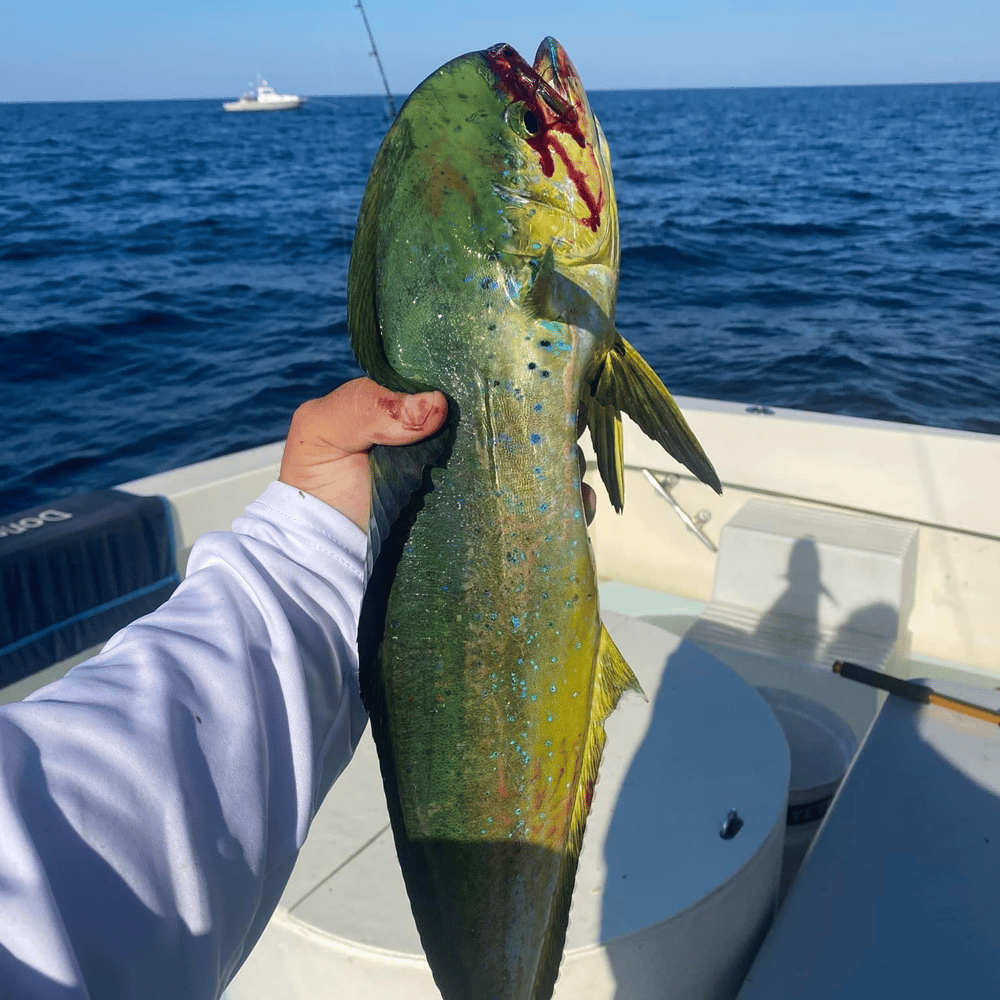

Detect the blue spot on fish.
[{"left": 530, "top": 433, "right": 542, "bottom": 445}]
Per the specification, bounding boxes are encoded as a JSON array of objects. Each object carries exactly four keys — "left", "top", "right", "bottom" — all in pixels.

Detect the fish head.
[
  {"left": 484, "top": 37, "right": 619, "bottom": 286},
  {"left": 349, "top": 37, "right": 618, "bottom": 392}
]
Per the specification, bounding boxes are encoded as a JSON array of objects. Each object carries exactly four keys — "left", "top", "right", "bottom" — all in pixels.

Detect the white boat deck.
[{"left": 739, "top": 676, "right": 1000, "bottom": 996}]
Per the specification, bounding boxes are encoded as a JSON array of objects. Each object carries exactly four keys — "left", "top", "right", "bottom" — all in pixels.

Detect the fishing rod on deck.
[{"left": 355, "top": 0, "right": 397, "bottom": 121}]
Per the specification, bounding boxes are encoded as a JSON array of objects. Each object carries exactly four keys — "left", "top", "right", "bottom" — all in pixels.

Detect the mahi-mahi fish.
[{"left": 347, "top": 37, "right": 721, "bottom": 1000}]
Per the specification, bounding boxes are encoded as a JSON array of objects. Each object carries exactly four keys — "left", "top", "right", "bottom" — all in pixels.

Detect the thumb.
[
  {"left": 289, "top": 378, "right": 447, "bottom": 458},
  {"left": 365, "top": 384, "right": 451, "bottom": 449}
]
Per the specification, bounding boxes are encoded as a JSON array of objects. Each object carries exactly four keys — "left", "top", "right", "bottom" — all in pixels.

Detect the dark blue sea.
[{"left": 3, "top": 83, "right": 999, "bottom": 515}]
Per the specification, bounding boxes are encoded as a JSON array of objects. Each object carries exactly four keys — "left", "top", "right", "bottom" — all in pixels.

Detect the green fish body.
[{"left": 348, "top": 38, "right": 720, "bottom": 1000}]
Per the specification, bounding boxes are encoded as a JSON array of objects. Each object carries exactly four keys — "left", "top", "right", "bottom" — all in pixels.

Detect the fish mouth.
[
  {"left": 485, "top": 38, "right": 610, "bottom": 239},
  {"left": 484, "top": 39, "right": 579, "bottom": 126},
  {"left": 530, "top": 37, "right": 589, "bottom": 129}
]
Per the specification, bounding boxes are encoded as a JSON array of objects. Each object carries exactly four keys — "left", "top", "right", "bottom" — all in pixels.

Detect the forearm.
[{"left": 0, "top": 482, "right": 367, "bottom": 999}]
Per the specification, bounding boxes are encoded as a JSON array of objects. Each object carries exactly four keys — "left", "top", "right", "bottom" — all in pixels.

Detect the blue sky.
[{"left": 3, "top": 1, "right": 998, "bottom": 102}]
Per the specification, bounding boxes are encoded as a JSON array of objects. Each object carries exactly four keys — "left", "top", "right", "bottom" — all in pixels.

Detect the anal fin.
[{"left": 535, "top": 625, "right": 643, "bottom": 1000}]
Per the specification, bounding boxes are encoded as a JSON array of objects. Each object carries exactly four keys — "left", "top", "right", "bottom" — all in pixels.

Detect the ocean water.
[{"left": 2, "top": 83, "right": 999, "bottom": 514}]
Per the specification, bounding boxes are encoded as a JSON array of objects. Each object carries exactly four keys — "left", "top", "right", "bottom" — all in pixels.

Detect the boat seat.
[
  {"left": 681, "top": 498, "right": 918, "bottom": 740},
  {"left": 0, "top": 489, "right": 178, "bottom": 688},
  {"left": 737, "top": 678, "right": 1000, "bottom": 997}
]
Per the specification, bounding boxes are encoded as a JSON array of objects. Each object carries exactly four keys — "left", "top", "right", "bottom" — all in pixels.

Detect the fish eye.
[{"left": 505, "top": 102, "right": 541, "bottom": 139}]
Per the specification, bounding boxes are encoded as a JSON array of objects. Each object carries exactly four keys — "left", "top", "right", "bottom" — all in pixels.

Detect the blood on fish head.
[{"left": 484, "top": 38, "right": 619, "bottom": 273}]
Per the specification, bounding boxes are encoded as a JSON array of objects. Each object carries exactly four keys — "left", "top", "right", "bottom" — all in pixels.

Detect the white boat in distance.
[{"left": 223, "top": 77, "right": 305, "bottom": 112}]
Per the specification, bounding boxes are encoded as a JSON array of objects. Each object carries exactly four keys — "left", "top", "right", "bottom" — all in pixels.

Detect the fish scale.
[{"left": 349, "top": 37, "right": 720, "bottom": 1000}]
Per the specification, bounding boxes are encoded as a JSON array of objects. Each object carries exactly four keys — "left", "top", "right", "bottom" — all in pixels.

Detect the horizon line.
[{"left": 3, "top": 77, "right": 999, "bottom": 106}]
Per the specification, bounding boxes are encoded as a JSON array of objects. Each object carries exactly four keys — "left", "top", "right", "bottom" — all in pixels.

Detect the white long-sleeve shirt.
[{"left": 0, "top": 482, "right": 369, "bottom": 1000}]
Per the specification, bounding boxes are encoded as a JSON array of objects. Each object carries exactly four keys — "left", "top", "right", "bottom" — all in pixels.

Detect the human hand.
[
  {"left": 279, "top": 378, "right": 449, "bottom": 531},
  {"left": 279, "top": 378, "right": 597, "bottom": 532}
]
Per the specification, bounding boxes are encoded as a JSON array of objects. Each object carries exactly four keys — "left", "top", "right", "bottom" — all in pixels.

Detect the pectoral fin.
[
  {"left": 585, "top": 332, "right": 722, "bottom": 507},
  {"left": 523, "top": 246, "right": 560, "bottom": 322}
]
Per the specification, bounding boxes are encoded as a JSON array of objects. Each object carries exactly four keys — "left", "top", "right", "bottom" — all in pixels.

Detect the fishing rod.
[{"left": 355, "top": 0, "right": 396, "bottom": 120}]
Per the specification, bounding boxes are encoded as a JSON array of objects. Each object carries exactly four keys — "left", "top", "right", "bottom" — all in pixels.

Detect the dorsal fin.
[{"left": 347, "top": 117, "right": 429, "bottom": 394}]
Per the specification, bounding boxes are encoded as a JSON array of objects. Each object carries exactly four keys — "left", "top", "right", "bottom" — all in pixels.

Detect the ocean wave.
[
  {"left": 0, "top": 237, "right": 101, "bottom": 262},
  {"left": 622, "top": 243, "right": 720, "bottom": 269}
]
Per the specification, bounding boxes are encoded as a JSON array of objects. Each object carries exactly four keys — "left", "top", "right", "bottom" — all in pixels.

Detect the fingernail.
[{"left": 400, "top": 392, "right": 433, "bottom": 430}]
